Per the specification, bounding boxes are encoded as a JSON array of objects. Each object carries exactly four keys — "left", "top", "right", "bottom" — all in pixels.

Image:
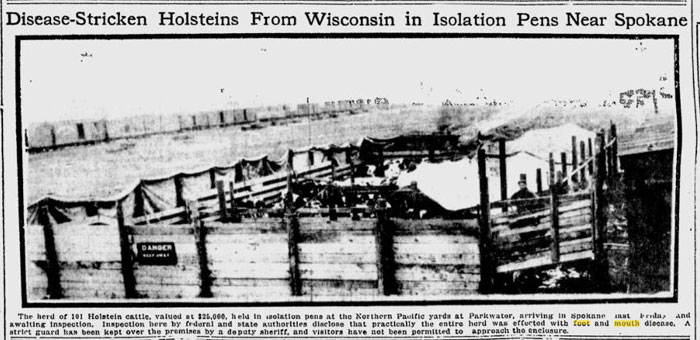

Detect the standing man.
[{"left": 511, "top": 174, "right": 538, "bottom": 213}]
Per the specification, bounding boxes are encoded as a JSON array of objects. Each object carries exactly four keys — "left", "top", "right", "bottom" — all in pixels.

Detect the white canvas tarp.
[
  {"left": 396, "top": 157, "right": 479, "bottom": 211},
  {"left": 396, "top": 151, "right": 550, "bottom": 211}
]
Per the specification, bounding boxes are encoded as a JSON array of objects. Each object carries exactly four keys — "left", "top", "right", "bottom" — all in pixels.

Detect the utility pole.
[{"left": 307, "top": 97, "right": 312, "bottom": 145}]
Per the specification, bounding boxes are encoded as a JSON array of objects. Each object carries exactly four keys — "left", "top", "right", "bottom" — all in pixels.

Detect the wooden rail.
[
  {"left": 130, "top": 161, "right": 355, "bottom": 226},
  {"left": 479, "top": 123, "right": 618, "bottom": 278},
  {"left": 491, "top": 197, "right": 594, "bottom": 273},
  {"left": 25, "top": 124, "right": 621, "bottom": 299},
  {"left": 25, "top": 215, "right": 480, "bottom": 300}
]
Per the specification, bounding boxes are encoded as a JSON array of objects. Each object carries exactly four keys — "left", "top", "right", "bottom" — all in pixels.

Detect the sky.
[{"left": 20, "top": 37, "right": 675, "bottom": 124}]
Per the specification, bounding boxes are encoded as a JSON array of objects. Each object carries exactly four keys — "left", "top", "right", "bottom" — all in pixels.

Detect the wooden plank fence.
[
  {"left": 25, "top": 213, "right": 480, "bottom": 301},
  {"left": 490, "top": 194, "right": 593, "bottom": 273},
  {"left": 25, "top": 124, "right": 621, "bottom": 299},
  {"left": 477, "top": 123, "right": 619, "bottom": 291},
  {"left": 25, "top": 221, "right": 125, "bottom": 300}
]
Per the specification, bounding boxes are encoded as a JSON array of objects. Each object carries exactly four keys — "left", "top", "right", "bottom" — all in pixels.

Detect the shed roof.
[
  {"left": 618, "top": 114, "right": 675, "bottom": 157},
  {"left": 505, "top": 123, "right": 596, "bottom": 160}
]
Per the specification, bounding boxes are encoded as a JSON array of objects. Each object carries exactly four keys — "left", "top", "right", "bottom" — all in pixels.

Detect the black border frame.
[{"left": 14, "top": 32, "right": 682, "bottom": 308}]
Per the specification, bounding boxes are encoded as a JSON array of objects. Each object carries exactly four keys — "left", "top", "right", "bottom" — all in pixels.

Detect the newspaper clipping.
[{"left": 0, "top": 0, "right": 697, "bottom": 339}]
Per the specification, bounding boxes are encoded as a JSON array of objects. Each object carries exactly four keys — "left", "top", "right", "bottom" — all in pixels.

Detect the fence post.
[
  {"left": 536, "top": 168, "right": 543, "bottom": 195},
  {"left": 209, "top": 168, "right": 217, "bottom": 189},
  {"left": 410, "top": 181, "right": 420, "bottom": 219},
  {"left": 117, "top": 200, "right": 138, "bottom": 298},
  {"left": 609, "top": 123, "right": 618, "bottom": 181},
  {"left": 606, "top": 141, "right": 612, "bottom": 183},
  {"left": 375, "top": 148, "right": 385, "bottom": 177},
  {"left": 579, "top": 141, "right": 587, "bottom": 188},
  {"left": 308, "top": 150, "right": 315, "bottom": 167},
  {"left": 548, "top": 152, "right": 555, "bottom": 189},
  {"left": 38, "top": 202, "right": 63, "bottom": 299},
  {"left": 229, "top": 182, "right": 240, "bottom": 223},
  {"left": 328, "top": 150, "right": 337, "bottom": 220},
  {"left": 174, "top": 174, "right": 185, "bottom": 208},
  {"left": 216, "top": 180, "right": 228, "bottom": 222},
  {"left": 285, "top": 212, "right": 302, "bottom": 296},
  {"left": 588, "top": 138, "right": 593, "bottom": 176},
  {"left": 284, "top": 149, "right": 302, "bottom": 296},
  {"left": 286, "top": 149, "right": 294, "bottom": 208},
  {"left": 346, "top": 148, "right": 355, "bottom": 186},
  {"left": 328, "top": 184, "right": 338, "bottom": 221},
  {"left": 374, "top": 199, "right": 397, "bottom": 295},
  {"left": 560, "top": 152, "right": 568, "bottom": 181},
  {"left": 477, "top": 149, "right": 493, "bottom": 293},
  {"left": 593, "top": 130, "right": 610, "bottom": 292},
  {"left": 188, "top": 200, "right": 212, "bottom": 298},
  {"left": 597, "top": 130, "right": 608, "bottom": 187},
  {"left": 234, "top": 162, "right": 244, "bottom": 183},
  {"left": 499, "top": 139, "right": 508, "bottom": 212},
  {"left": 548, "top": 157, "right": 561, "bottom": 264},
  {"left": 133, "top": 181, "right": 145, "bottom": 218},
  {"left": 331, "top": 157, "right": 336, "bottom": 182},
  {"left": 571, "top": 136, "right": 578, "bottom": 187}
]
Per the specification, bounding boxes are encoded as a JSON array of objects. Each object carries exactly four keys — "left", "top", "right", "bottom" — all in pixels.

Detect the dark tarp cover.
[{"left": 27, "top": 137, "right": 382, "bottom": 226}]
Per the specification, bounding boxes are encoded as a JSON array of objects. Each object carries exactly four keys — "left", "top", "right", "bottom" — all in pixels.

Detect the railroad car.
[
  {"left": 26, "top": 99, "right": 371, "bottom": 152},
  {"left": 157, "top": 113, "right": 183, "bottom": 132},
  {"left": 256, "top": 107, "right": 287, "bottom": 122},
  {"left": 25, "top": 123, "right": 55, "bottom": 149},
  {"left": 55, "top": 120, "right": 96, "bottom": 145}
]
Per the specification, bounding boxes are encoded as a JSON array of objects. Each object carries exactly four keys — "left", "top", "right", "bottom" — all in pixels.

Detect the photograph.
[{"left": 19, "top": 35, "right": 678, "bottom": 303}]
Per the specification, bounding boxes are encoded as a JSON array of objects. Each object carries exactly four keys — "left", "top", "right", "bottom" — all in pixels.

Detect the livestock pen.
[{"left": 24, "top": 127, "right": 623, "bottom": 301}]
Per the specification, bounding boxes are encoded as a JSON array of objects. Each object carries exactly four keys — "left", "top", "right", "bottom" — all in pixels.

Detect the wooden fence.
[
  {"left": 25, "top": 210, "right": 480, "bottom": 300},
  {"left": 476, "top": 123, "right": 619, "bottom": 292},
  {"left": 131, "top": 160, "right": 354, "bottom": 226},
  {"left": 25, "top": 124, "right": 621, "bottom": 300},
  {"left": 490, "top": 194, "right": 593, "bottom": 273}
]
